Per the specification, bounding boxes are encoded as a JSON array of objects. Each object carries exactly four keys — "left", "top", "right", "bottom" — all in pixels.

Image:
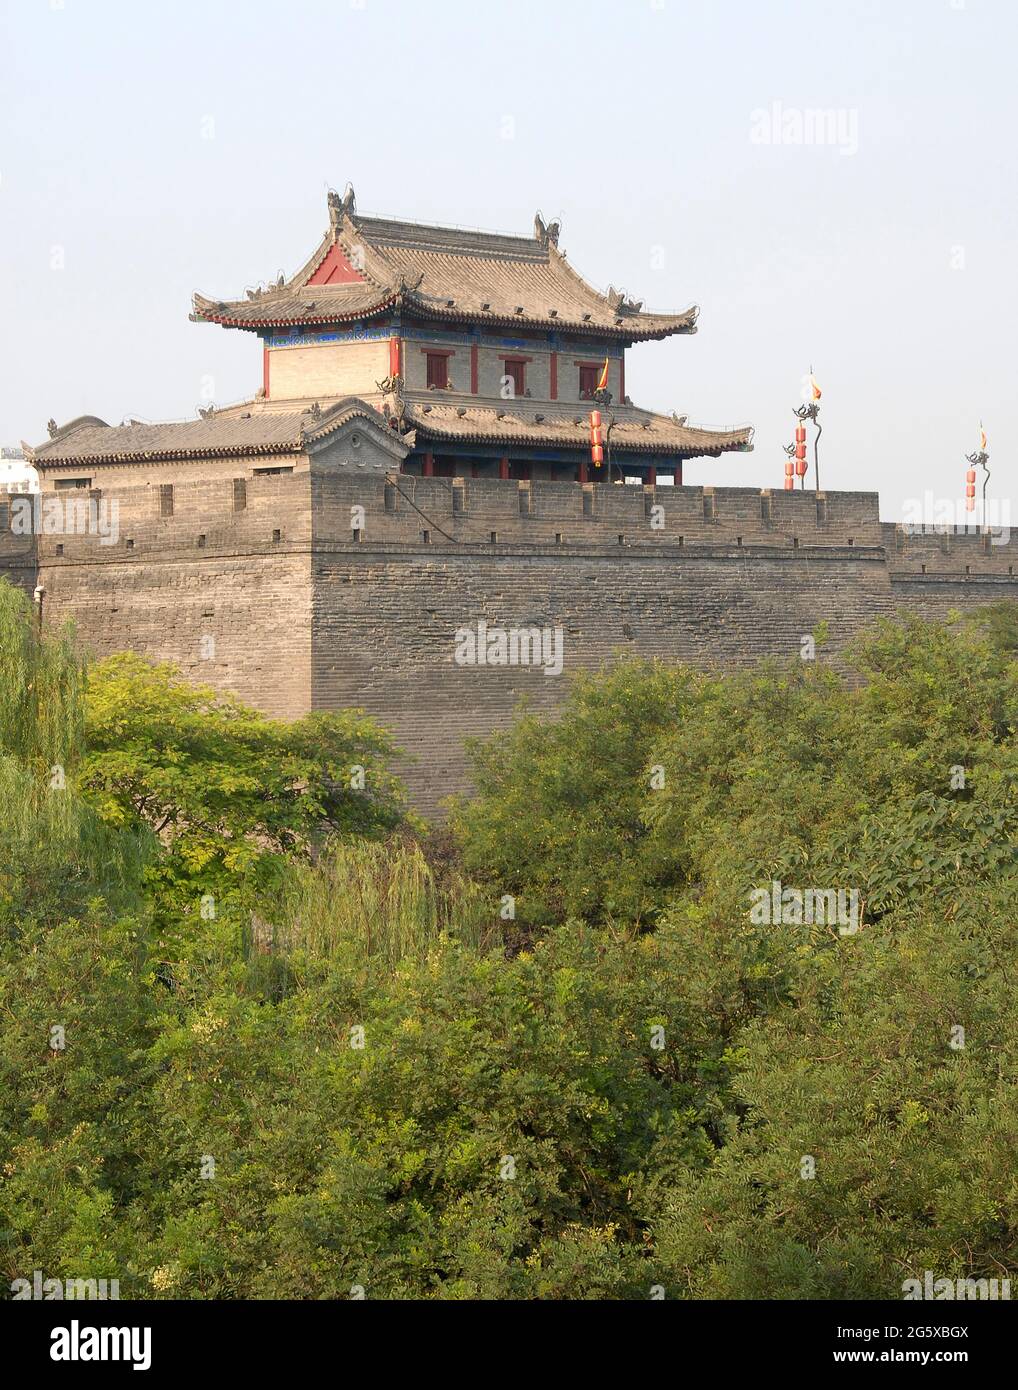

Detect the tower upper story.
[{"left": 191, "top": 187, "right": 700, "bottom": 411}]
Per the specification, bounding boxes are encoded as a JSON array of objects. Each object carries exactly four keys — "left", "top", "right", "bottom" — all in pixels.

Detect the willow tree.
[{"left": 0, "top": 579, "right": 142, "bottom": 922}]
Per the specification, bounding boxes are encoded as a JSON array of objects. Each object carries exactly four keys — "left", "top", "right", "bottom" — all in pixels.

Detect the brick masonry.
[{"left": 4, "top": 467, "right": 1015, "bottom": 817}]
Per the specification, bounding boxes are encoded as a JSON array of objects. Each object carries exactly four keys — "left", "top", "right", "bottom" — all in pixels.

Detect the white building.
[{"left": 0, "top": 446, "right": 40, "bottom": 494}]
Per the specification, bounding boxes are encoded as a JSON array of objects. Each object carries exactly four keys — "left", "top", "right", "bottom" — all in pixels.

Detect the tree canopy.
[{"left": 1, "top": 576, "right": 1015, "bottom": 1300}]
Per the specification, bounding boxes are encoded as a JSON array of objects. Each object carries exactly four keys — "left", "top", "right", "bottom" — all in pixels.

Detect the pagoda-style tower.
[{"left": 190, "top": 187, "right": 752, "bottom": 485}]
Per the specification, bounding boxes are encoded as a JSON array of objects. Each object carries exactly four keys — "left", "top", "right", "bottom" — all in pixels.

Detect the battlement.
[{"left": 14, "top": 474, "right": 1017, "bottom": 578}]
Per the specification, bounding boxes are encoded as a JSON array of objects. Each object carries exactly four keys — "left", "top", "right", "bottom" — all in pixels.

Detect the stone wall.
[
  {"left": 36, "top": 472, "right": 312, "bottom": 719},
  {"left": 310, "top": 475, "right": 1018, "bottom": 812},
  {"left": 0, "top": 497, "right": 37, "bottom": 598},
  {"left": 17, "top": 470, "right": 1017, "bottom": 818}
]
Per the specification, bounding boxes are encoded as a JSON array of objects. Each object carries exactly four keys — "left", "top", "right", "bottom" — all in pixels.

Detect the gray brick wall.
[{"left": 12, "top": 469, "right": 1015, "bottom": 818}]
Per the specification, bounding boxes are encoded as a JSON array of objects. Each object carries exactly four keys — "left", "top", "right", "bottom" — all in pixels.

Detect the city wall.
[{"left": 3, "top": 472, "right": 1015, "bottom": 814}]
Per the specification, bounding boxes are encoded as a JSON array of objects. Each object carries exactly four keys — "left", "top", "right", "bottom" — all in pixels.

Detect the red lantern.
[
  {"left": 795, "top": 423, "right": 807, "bottom": 478},
  {"left": 589, "top": 409, "right": 603, "bottom": 467},
  {"left": 966, "top": 466, "right": 977, "bottom": 512},
  {"left": 784, "top": 456, "right": 795, "bottom": 491}
]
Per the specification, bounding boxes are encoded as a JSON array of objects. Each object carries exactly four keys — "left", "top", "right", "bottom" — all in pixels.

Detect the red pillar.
[
  {"left": 647, "top": 465, "right": 656, "bottom": 486},
  {"left": 579, "top": 460, "right": 588, "bottom": 484},
  {"left": 470, "top": 343, "right": 479, "bottom": 394},
  {"left": 550, "top": 351, "right": 558, "bottom": 400},
  {"left": 674, "top": 461, "right": 682, "bottom": 486},
  {"left": 423, "top": 452, "right": 435, "bottom": 477},
  {"left": 619, "top": 354, "right": 625, "bottom": 402},
  {"left": 262, "top": 345, "right": 270, "bottom": 399},
  {"left": 499, "top": 456, "right": 509, "bottom": 480}
]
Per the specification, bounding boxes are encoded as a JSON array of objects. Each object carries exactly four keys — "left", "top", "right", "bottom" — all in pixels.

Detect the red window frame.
[
  {"left": 503, "top": 358, "right": 526, "bottom": 398},
  {"left": 578, "top": 364, "right": 600, "bottom": 400},
  {"left": 426, "top": 353, "right": 449, "bottom": 389}
]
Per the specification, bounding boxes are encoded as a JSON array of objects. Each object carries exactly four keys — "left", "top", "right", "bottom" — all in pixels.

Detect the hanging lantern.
[
  {"left": 966, "top": 465, "right": 977, "bottom": 512},
  {"left": 784, "top": 451, "right": 795, "bottom": 490},
  {"left": 589, "top": 409, "right": 603, "bottom": 468},
  {"left": 795, "top": 423, "right": 808, "bottom": 479}
]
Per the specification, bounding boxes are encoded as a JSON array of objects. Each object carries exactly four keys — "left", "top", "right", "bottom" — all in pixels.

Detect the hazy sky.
[{"left": 2, "top": 0, "right": 1014, "bottom": 516}]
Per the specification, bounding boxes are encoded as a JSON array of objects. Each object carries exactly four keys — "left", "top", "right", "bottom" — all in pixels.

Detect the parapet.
[{"left": 8, "top": 472, "right": 1016, "bottom": 585}]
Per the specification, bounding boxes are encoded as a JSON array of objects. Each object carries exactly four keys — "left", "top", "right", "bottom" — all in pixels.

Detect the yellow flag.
[{"left": 596, "top": 357, "right": 609, "bottom": 392}]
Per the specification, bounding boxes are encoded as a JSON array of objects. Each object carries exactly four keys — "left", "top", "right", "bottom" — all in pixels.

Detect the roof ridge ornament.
[
  {"left": 246, "top": 278, "right": 283, "bottom": 300},
  {"left": 327, "top": 183, "right": 357, "bottom": 236},
  {"left": 607, "top": 286, "right": 644, "bottom": 315},
  {"left": 533, "top": 212, "right": 561, "bottom": 248},
  {"left": 376, "top": 373, "right": 408, "bottom": 432},
  {"left": 393, "top": 271, "right": 425, "bottom": 306}
]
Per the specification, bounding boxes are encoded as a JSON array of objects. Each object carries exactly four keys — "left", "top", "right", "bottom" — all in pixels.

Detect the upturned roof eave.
[
  {"left": 189, "top": 294, "right": 698, "bottom": 341},
  {"left": 400, "top": 294, "right": 698, "bottom": 340},
  {"left": 189, "top": 292, "right": 398, "bottom": 331},
  {"left": 407, "top": 403, "right": 754, "bottom": 457}
]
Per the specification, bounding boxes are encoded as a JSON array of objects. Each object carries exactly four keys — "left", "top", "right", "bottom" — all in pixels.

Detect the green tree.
[
  {"left": 450, "top": 661, "right": 695, "bottom": 931},
  {"left": 650, "top": 880, "right": 1018, "bottom": 1298},
  {"left": 78, "top": 653, "right": 409, "bottom": 930}
]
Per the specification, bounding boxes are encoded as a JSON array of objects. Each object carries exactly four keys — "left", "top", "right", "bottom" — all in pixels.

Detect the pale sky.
[{"left": 2, "top": 0, "right": 1014, "bottom": 517}]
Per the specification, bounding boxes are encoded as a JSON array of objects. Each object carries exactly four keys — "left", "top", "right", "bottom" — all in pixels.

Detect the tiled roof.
[
  {"left": 192, "top": 196, "right": 698, "bottom": 342},
  {"left": 27, "top": 394, "right": 752, "bottom": 468},
  {"left": 191, "top": 283, "right": 393, "bottom": 329},
  {"left": 26, "top": 400, "right": 396, "bottom": 467},
  {"left": 405, "top": 397, "right": 753, "bottom": 458}
]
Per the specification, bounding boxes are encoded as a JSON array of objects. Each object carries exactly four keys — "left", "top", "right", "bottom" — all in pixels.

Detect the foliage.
[
  {"left": 449, "top": 661, "right": 695, "bottom": 931},
  {"left": 78, "top": 653, "right": 408, "bottom": 929},
  {"left": 276, "top": 837, "right": 498, "bottom": 971},
  {"left": 651, "top": 881, "right": 1018, "bottom": 1298},
  {"left": 2, "top": 590, "right": 1017, "bottom": 1299}
]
